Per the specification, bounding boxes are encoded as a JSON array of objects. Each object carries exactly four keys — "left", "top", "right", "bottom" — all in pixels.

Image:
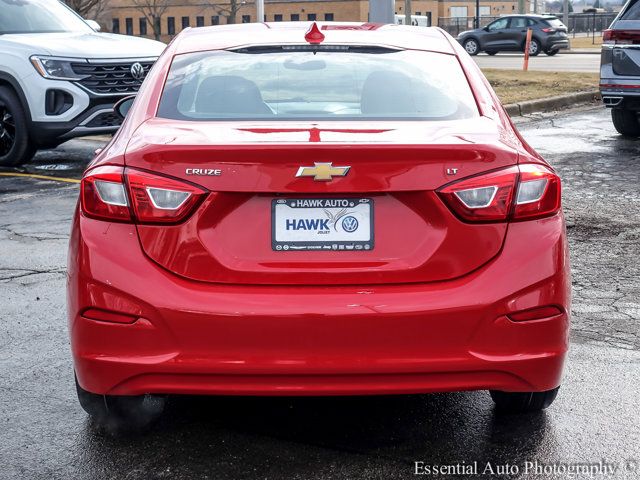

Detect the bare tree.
[
  {"left": 65, "top": 0, "right": 107, "bottom": 20},
  {"left": 207, "top": 0, "right": 247, "bottom": 25},
  {"left": 132, "top": 0, "right": 171, "bottom": 40}
]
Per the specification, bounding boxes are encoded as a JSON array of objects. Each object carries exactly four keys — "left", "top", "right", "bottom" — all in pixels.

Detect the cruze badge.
[
  {"left": 296, "top": 162, "right": 350, "bottom": 181},
  {"left": 185, "top": 168, "right": 221, "bottom": 176}
]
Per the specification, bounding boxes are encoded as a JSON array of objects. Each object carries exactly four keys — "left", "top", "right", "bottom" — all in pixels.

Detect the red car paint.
[{"left": 68, "top": 22, "right": 570, "bottom": 397}]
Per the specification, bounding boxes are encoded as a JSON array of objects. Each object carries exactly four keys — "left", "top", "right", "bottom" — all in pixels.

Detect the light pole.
[
  {"left": 369, "top": 0, "right": 395, "bottom": 23},
  {"left": 256, "top": 0, "right": 264, "bottom": 22},
  {"left": 405, "top": 0, "right": 411, "bottom": 25}
]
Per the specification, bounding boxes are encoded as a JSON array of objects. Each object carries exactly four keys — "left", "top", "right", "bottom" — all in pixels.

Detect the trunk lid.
[{"left": 124, "top": 118, "right": 519, "bottom": 285}]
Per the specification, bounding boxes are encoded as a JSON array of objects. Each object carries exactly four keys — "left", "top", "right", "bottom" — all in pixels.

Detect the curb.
[
  {"left": 563, "top": 49, "right": 601, "bottom": 54},
  {"left": 504, "top": 90, "right": 601, "bottom": 116}
]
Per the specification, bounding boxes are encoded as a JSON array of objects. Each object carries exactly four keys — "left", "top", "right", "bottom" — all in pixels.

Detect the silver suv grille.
[{"left": 71, "top": 61, "right": 155, "bottom": 95}]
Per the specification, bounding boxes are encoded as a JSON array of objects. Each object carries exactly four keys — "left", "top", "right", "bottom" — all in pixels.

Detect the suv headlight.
[{"left": 30, "top": 56, "right": 87, "bottom": 81}]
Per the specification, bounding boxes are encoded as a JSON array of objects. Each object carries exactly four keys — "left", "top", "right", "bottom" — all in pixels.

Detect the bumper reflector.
[
  {"left": 508, "top": 306, "right": 563, "bottom": 322},
  {"left": 82, "top": 308, "right": 138, "bottom": 324}
]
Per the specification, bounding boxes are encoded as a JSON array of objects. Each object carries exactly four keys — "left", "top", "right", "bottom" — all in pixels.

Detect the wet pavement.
[{"left": 1, "top": 107, "right": 639, "bottom": 479}]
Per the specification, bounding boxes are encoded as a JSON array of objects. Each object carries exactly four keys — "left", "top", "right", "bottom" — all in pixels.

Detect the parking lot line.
[{"left": 0, "top": 172, "right": 80, "bottom": 184}]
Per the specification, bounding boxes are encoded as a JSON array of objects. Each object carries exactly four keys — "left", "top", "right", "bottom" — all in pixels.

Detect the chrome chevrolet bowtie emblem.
[
  {"left": 295, "top": 162, "right": 350, "bottom": 181},
  {"left": 130, "top": 62, "right": 145, "bottom": 80}
]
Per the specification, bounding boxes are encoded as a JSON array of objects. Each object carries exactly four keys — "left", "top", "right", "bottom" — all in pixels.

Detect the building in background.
[{"left": 106, "top": 0, "right": 532, "bottom": 42}]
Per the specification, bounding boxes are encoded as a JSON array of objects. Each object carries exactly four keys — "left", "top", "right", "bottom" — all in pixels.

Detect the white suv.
[{"left": 0, "top": 0, "right": 165, "bottom": 166}]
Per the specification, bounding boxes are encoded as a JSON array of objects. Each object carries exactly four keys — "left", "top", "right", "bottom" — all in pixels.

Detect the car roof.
[{"left": 173, "top": 22, "right": 455, "bottom": 55}]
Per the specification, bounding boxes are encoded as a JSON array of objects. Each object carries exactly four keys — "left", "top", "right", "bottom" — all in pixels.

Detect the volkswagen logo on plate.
[
  {"left": 130, "top": 62, "right": 145, "bottom": 80},
  {"left": 342, "top": 216, "right": 359, "bottom": 233}
]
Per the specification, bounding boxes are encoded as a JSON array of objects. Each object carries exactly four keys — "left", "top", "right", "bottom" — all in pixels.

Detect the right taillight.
[
  {"left": 512, "top": 164, "right": 561, "bottom": 220},
  {"left": 437, "top": 164, "right": 561, "bottom": 223},
  {"left": 602, "top": 29, "right": 640, "bottom": 45},
  {"left": 80, "top": 166, "right": 208, "bottom": 224}
]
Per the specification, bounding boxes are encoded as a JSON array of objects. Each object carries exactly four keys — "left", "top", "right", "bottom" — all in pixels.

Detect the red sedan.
[{"left": 68, "top": 22, "right": 570, "bottom": 427}]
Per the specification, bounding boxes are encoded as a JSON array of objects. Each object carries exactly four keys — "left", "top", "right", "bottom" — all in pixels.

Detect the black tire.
[
  {"left": 490, "top": 386, "right": 559, "bottom": 413},
  {"left": 463, "top": 38, "right": 480, "bottom": 56},
  {"left": 0, "top": 86, "right": 36, "bottom": 167},
  {"left": 486, "top": 50, "right": 498, "bottom": 56},
  {"left": 527, "top": 38, "right": 541, "bottom": 56},
  {"left": 75, "top": 376, "right": 165, "bottom": 430},
  {"left": 611, "top": 109, "right": 640, "bottom": 137},
  {"left": 545, "top": 49, "right": 559, "bottom": 56}
]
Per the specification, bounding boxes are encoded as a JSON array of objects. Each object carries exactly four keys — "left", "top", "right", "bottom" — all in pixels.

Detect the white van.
[{"left": 394, "top": 15, "right": 432, "bottom": 27}]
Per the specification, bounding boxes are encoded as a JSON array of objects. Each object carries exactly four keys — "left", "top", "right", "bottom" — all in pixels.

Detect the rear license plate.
[{"left": 272, "top": 198, "right": 374, "bottom": 251}]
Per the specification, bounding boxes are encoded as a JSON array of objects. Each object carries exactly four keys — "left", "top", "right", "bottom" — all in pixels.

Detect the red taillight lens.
[
  {"left": 126, "top": 169, "right": 207, "bottom": 224},
  {"left": 438, "top": 166, "right": 518, "bottom": 222},
  {"left": 80, "top": 167, "right": 207, "bottom": 224},
  {"left": 541, "top": 27, "right": 556, "bottom": 33},
  {"left": 602, "top": 29, "right": 640, "bottom": 45},
  {"left": 513, "top": 164, "right": 561, "bottom": 220},
  {"left": 81, "top": 166, "right": 131, "bottom": 222},
  {"left": 437, "top": 164, "right": 561, "bottom": 223}
]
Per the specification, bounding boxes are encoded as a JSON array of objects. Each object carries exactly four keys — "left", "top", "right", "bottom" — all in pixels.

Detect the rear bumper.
[
  {"left": 545, "top": 38, "right": 569, "bottom": 51},
  {"left": 600, "top": 79, "right": 640, "bottom": 109},
  {"left": 599, "top": 47, "right": 640, "bottom": 109},
  {"left": 67, "top": 210, "right": 571, "bottom": 397}
]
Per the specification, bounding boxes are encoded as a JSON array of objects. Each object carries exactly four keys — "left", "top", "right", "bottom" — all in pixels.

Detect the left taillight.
[
  {"left": 81, "top": 166, "right": 207, "bottom": 224},
  {"left": 603, "top": 29, "right": 640, "bottom": 45},
  {"left": 437, "top": 164, "right": 561, "bottom": 223}
]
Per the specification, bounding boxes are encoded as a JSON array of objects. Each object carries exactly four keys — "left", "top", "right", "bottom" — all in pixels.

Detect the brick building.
[{"left": 106, "top": 0, "right": 532, "bottom": 41}]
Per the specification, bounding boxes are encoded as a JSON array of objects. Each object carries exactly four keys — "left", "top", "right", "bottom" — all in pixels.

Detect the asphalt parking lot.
[{"left": 1, "top": 106, "right": 639, "bottom": 479}]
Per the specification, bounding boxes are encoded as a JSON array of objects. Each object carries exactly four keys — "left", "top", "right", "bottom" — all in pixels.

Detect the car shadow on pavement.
[{"left": 77, "top": 392, "right": 555, "bottom": 478}]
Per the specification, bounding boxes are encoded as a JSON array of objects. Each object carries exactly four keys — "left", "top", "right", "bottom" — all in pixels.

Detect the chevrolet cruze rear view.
[{"left": 67, "top": 22, "right": 570, "bottom": 428}]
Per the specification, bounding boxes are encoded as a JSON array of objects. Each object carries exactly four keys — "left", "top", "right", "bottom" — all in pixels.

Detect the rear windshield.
[
  {"left": 620, "top": 0, "right": 640, "bottom": 20},
  {"left": 542, "top": 18, "right": 565, "bottom": 28},
  {"left": 157, "top": 48, "right": 479, "bottom": 121}
]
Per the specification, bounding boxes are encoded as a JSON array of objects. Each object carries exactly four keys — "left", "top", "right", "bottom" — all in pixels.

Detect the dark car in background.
[
  {"left": 600, "top": 0, "right": 640, "bottom": 135},
  {"left": 457, "top": 15, "right": 569, "bottom": 57}
]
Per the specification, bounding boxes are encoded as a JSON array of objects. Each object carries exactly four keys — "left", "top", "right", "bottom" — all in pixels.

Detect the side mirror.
[
  {"left": 114, "top": 96, "right": 135, "bottom": 120},
  {"left": 86, "top": 19, "right": 101, "bottom": 31},
  {"left": 483, "top": 26, "right": 490, "bottom": 32}
]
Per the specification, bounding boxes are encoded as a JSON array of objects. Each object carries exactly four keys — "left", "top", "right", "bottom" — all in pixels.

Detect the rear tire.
[
  {"left": 486, "top": 50, "right": 498, "bottom": 56},
  {"left": 545, "top": 49, "right": 559, "bottom": 56},
  {"left": 611, "top": 108, "right": 640, "bottom": 137},
  {"left": 75, "top": 375, "right": 165, "bottom": 430},
  {"left": 490, "top": 387, "right": 559, "bottom": 413},
  {"left": 0, "top": 86, "right": 36, "bottom": 167},
  {"left": 463, "top": 38, "right": 480, "bottom": 56},
  {"left": 527, "top": 38, "right": 541, "bottom": 56}
]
